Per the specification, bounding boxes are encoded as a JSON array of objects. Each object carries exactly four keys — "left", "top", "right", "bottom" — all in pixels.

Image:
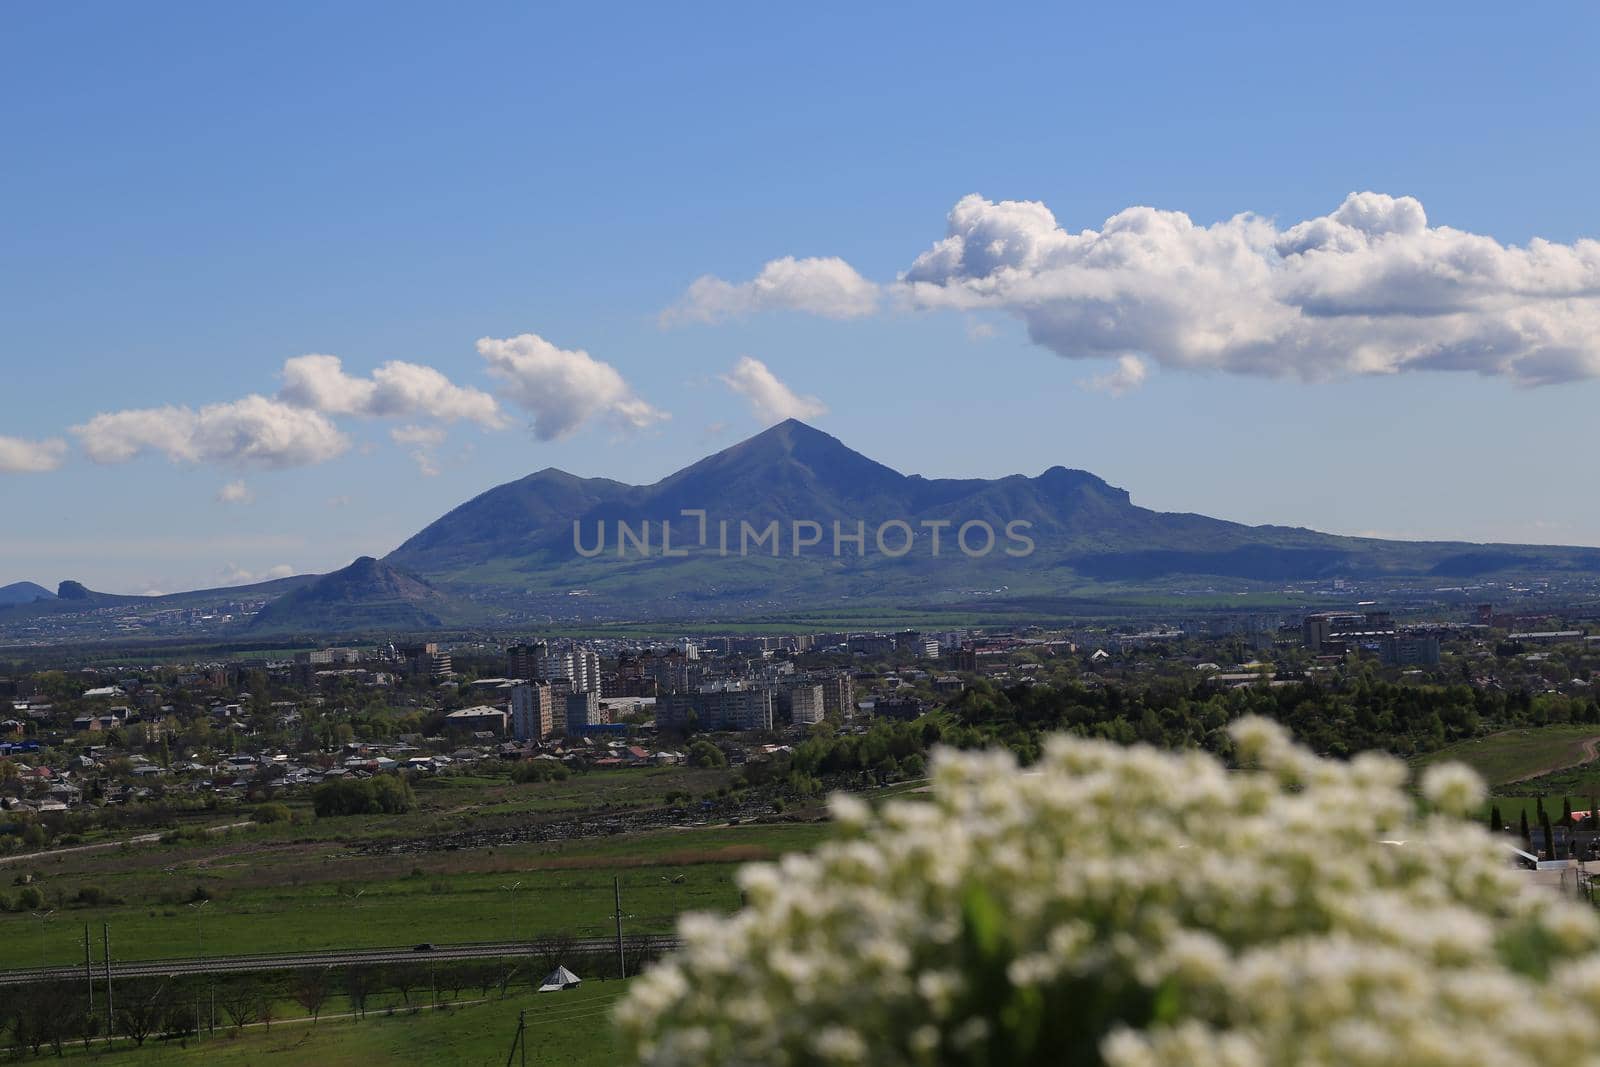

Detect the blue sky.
[{"left": 4, "top": 2, "right": 1599, "bottom": 593}]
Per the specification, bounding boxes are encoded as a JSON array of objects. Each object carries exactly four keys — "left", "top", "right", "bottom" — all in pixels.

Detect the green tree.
[{"left": 688, "top": 740, "right": 728, "bottom": 769}]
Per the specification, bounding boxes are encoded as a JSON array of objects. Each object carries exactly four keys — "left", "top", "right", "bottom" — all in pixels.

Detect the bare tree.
[
  {"left": 496, "top": 962, "right": 522, "bottom": 1000},
  {"left": 117, "top": 981, "right": 168, "bottom": 1048},
  {"left": 41, "top": 991, "right": 84, "bottom": 1057},
  {"left": 388, "top": 964, "right": 421, "bottom": 1006},
  {"left": 345, "top": 966, "right": 375, "bottom": 1019},
  {"left": 160, "top": 998, "right": 196, "bottom": 1045},
  {"left": 292, "top": 969, "right": 331, "bottom": 1023},
  {"left": 219, "top": 980, "right": 262, "bottom": 1032},
  {"left": 9, "top": 987, "right": 47, "bottom": 1055}
]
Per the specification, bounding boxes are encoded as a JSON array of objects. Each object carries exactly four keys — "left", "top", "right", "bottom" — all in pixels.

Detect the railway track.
[{"left": 0, "top": 935, "right": 679, "bottom": 986}]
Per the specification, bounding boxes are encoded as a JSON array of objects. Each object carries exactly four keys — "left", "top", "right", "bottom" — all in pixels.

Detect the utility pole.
[
  {"left": 503, "top": 1009, "right": 527, "bottom": 1067},
  {"left": 614, "top": 876, "right": 626, "bottom": 979},
  {"left": 83, "top": 922, "right": 93, "bottom": 1018},
  {"left": 102, "top": 922, "right": 113, "bottom": 1045}
]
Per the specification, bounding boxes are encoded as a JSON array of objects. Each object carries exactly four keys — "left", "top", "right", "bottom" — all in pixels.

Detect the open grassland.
[
  {"left": 1415, "top": 726, "right": 1600, "bottom": 786},
  {"left": 28, "top": 981, "right": 627, "bottom": 1066},
  {"left": 412, "top": 765, "right": 737, "bottom": 817},
  {"left": 0, "top": 820, "right": 828, "bottom": 967}
]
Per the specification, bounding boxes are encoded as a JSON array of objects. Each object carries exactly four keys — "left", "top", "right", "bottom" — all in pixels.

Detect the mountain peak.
[
  {"left": 0, "top": 581, "right": 55, "bottom": 607},
  {"left": 649, "top": 418, "right": 906, "bottom": 508},
  {"left": 734, "top": 417, "right": 844, "bottom": 454}
]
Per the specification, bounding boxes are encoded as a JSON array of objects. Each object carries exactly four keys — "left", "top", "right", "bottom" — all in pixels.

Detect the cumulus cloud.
[
  {"left": 664, "top": 256, "right": 880, "bottom": 324},
  {"left": 897, "top": 191, "right": 1600, "bottom": 385},
  {"left": 719, "top": 356, "right": 828, "bottom": 423},
  {"left": 390, "top": 424, "right": 447, "bottom": 477},
  {"left": 216, "top": 480, "right": 254, "bottom": 505},
  {"left": 280, "top": 354, "right": 505, "bottom": 427},
  {"left": 73, "top": 395, "right": 349, "bottom": 469},
  {"left": 1081, "top": 355, "right": 1150, "bottom": 397},
  {"left": 0, "top": 435, "right": 67, "bottom": 473},
  {"left": 477, "top": 333, "right": 667, "bottom": 441},
  {"left": 219, "top": 562, "right": 295, "bottom": 586}
]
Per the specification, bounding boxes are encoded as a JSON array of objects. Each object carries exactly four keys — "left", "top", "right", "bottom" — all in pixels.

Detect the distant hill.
[
  {"left": 0, "top": 573, "right": 318, "bottom": 626},
  {"left": 0, "top": 581, "right": 54, "bottom": 606},
  {"left": 249, "top": 556, "right": 461, "bottom": 634},
  {"left": 381, "top": 419, "right": 1600, "bottom": 616}
]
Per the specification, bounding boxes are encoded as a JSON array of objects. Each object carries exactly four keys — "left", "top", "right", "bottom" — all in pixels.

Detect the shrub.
[
  {"left": 687, "top": 740, "right": 727, "bottom": 769},
  {"left": 511, "top": 760, "right": 569, "bottom": 784},
  {"left": 69, "top": 885, "right": 123, "bottom": 908},
  {"left": 251, "top": 802, "right": 292, "bottom": 824},
  {"left": 618, "top": 720, "right": 1600, "bottom": 1066},
  {"left": 312, "top": 774, "right": 416, "bottom": 818}
]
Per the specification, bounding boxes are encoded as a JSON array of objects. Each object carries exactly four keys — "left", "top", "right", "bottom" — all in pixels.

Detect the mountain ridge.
[
  {"left": 374, "top": 419, "right": 1600, "bottom": 620},
  {"left": 9, "top": 419, "right": 1600, "bottom": 634}
]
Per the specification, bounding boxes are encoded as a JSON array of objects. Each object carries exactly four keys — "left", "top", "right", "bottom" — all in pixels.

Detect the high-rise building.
[
  {"left": 577, "top": 649, "right": 601, "bottom": 693},
  {"left": 817, "top": 671, "right": 854, "bottom": 719},
  {"left": 565, "top": 690, "right": 603, "bottom": 732},
  {"left": 511, "top": 683, "right": 554, "bottom": 741},
  {"left": 790, "top": 684, "right": 825, "bottom": 725},
  {"left": 508, "top": 641, "right": 547, "bottom": 679},
  {"left": 1381, "top": 634, "right": 1441, "bottom": 667},
  {"left": 1302, "top": 612, "right": 1392, "bottom": 653},
  {"left": 657, "top": 684, "right": 774, "bottom": 732},
  {"left": 401, "top": 643, "right": 453, "bottom": 679}
]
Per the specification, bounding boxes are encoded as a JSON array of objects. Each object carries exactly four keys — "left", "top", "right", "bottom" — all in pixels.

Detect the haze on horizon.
[{"left": 4, "top": 2, "right": 1599, "bottom": 594}]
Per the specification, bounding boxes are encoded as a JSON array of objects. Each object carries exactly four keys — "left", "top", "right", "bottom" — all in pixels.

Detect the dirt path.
[
  {"left": 1504, "top": 736, "right": 1600, "bottom": 785},
  {"left": 0, "top": 821, "right": 253, "bottom": 866}
]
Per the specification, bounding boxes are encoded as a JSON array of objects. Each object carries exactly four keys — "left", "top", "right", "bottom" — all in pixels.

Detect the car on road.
[{"left": 412, "top": 943, "right": 435, "bottom": 952}]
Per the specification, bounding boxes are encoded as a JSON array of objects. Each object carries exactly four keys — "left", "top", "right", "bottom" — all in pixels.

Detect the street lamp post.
[
  {"left": 34, "top": 909, "right": 55, "bottom": 969},
  {"left": 500, "top": 881, "right": 523, "bottom": 946},
  {"left": 189, "top": 900, "right": 211, "bottom": 1035}
]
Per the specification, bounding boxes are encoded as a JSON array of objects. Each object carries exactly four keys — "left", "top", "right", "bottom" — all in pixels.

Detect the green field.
[
  {"left": 0, "top": 821, "right": 829, "bottom": 967},
  {"left": 32, "top": 981, "right": 626, "bottom": 1066},
  {"left": 1416, "top": 726, "right": 1600, "bottom": 787}
]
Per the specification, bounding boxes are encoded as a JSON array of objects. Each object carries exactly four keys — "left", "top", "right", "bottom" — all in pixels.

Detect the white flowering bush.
[{"left": 617, "top": 719, "right": 1600, "bottom": 1066}]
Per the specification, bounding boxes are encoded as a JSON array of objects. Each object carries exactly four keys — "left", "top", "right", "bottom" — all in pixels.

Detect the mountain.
[
  {"left": 382, "top": 419, "right": 1600, "bottom": 617},
  {"left": 11, "top": 420, "right": 1598, "bottom": 640},
  {"left": 249, "top": 556, "right": 460, "bottom": 634},
  {"left": 0, "top": 581, "right": 54, "bottom": 606}
]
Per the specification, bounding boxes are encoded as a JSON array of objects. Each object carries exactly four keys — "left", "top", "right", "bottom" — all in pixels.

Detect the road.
[{"left": 0, "top": 935, "right": 679, "bottom": 986}]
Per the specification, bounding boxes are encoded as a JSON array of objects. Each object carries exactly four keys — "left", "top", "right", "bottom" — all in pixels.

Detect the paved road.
[{"left": 0, "top": 936, "right": 678, "bottom": 986}]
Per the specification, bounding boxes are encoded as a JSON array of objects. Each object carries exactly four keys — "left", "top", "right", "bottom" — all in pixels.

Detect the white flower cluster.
[{"left": 616, "top": 719, "right": 1600, "bottom": 1067}]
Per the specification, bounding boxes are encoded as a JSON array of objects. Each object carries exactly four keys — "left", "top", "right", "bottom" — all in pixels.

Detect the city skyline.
[{"left": 6, "top": 3, "right": 1600, "bottom": 592}]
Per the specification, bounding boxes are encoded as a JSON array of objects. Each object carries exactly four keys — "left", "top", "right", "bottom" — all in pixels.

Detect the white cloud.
[
  {"left": 390, "top": 425, "right": 446, "bottom": 448},
  {"left": 390, "top": 424, "right": 447, "bottom": 477},
  {"left": 216, "top": 480, "right": 254, "bottom": 505},
  {"left": 280, "top": 354, "right": 505, "bottom": 428},
  {"left": 896, "top": 191, "right": 1600, "bottom": 385},
  {"left": 326, "top": 495, "right": 351, "bottom": 509},
  {"left": 1081, "top": 355, "right": 1150, "bottom": 397},
  {"left": 73, "top": 395, "right": 349, "bottom": 469},
  {"left": 0, "top": 435, "right": 67, "bottom": 473},
  {"left": 664, "top": 256, "right": 880, "bottom": 324},
  {"left": 719, "top": 356, "right": 828, "bottom": 423},
  {"left": 218, "top": 562, "right": 295, "bottom": 586},
  {"left": 477, "top": 333, "right": 667, "bottom": 441}
]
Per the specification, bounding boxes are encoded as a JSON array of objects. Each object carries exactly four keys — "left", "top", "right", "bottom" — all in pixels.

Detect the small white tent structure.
[{"left": 538, "top": 965, "right": 582, "bottom": 992}]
